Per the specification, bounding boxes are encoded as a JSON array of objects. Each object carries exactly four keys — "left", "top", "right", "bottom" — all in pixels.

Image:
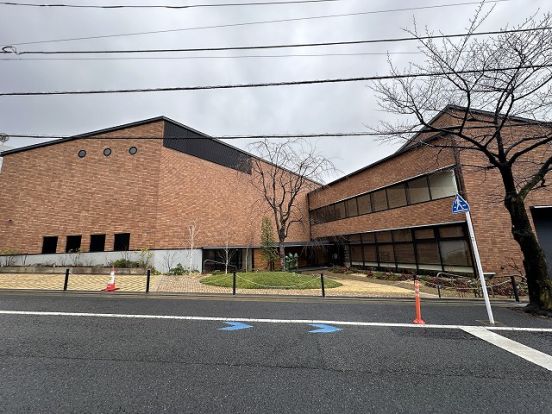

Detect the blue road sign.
[
  {"left": 218, "top": 321, "right": 253, "bottom": 331},
  {"left": 308, "top": 324, "right": 342, "bottom": 334},
  {"left": 452, "top": 194, "right": 470, "bottom": 214}
]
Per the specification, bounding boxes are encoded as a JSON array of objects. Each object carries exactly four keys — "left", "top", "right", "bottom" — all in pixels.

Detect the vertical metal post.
[
  {"left": 437, "top": 283, "right": 441, "bottom": 299},
  {"left": 63, "top": 268, "right": 69, "bottom": 291},
  {"left": 320, "top": 273, "right": 326, "bottom": 297},
  {"left": 510, "top": 276, "right": 520, "bottom": 302},
  {"left": 146, "top": 269, "right": 151, "bottom": 293},
  {"left": 466, "top": 210, "right": 495, "bottom": 324},
  {"left": 232, "top": 271, "right": 237, "bottom": 296}
]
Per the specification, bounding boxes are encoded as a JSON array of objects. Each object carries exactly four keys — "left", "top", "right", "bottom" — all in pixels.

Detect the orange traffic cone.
[
  {"left": 102, "top": 267, "right": 119, "bottom": 292},
  {"left": 413, "top": 278, "right": 425, "bottom": 325}
]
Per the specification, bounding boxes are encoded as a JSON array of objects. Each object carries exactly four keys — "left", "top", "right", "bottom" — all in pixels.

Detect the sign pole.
[{"left": 465, "top": 210, "right": 495, "bottom": 325}]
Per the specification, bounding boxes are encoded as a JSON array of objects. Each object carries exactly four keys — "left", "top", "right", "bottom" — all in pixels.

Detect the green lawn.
[{"left": 200, "top": 271, "right": 342, "bottom": 290}]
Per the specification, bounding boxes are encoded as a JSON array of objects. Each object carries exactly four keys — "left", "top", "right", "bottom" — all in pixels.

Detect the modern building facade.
[{"left": 1, "top": 106, "right": 551, "bottom": 277}]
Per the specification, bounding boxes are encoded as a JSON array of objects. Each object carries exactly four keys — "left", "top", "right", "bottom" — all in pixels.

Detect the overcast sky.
[{"left": 0, "top": 0, "right": 549, "bottom": 181}]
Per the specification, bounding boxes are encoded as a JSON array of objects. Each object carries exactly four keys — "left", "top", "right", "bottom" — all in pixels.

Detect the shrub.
[{"left": 112, "top": 259, "right": 141, "bottom": 268}]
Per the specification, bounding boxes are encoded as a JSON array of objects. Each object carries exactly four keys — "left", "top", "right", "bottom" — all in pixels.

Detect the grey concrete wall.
[{"left": 0, "top": 249, "right": 203, "bottom": 273}]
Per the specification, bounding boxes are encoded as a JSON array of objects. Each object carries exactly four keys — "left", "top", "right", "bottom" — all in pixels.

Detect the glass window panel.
[
  {"left": 429, "top": 170, "right": 458, "bottom": 199},
  {"left": 362, "top": 233, "right": 376, "bottom": 244},
  {"left": 394, "top": 243, "right": 416, "bottom": 263},
  {"left": 114, "top": 233, "right": 130, "bottom": 251},
  {"left": 322, "top": 205, "right": 336, "bottom": 222},
  {"left": 357, "top": 194, "right": 371, "bottom": 215},
  {"left": 393, "top": 229, "right": 412, "bottom": 242},
  {"left": 376, "top": 231, "right": 392, "bottom": 243},
  {"left": 65, "top": 235, "right": 81, "bottom": 253},
  {"left": 351, "top": 245, "right": 363, "bottom": 262},
  {"left": 440, "top": 240, "right": 472, "bottom": 266},
  {"left": 439, "top": 225, "right": 465, "bottom": 238},
  {"left": 414, "top": 228, "right": 435, "bottom": 239},
  {"left": 335, "top": 202, "right": 346, "bottom": 220},
  {"left": 42, "top": 236, "right": 58, "bottom": 254},
  {"left": 371, "top": 189, "right": 388, "bottom": 212},
  {"left": 387, "top": 184, "right": 407, "bottom": 209},
  {"left": 349, "top": 234, "right": 362, "bottom": 244},
  {"left": 345, "top": 198, "right": 358, "bottom": 217},
  {"left": 378, "top": 244, "right": 395, "bottom": 263},
  {"left": 89, "top": 234, "right": 106, "bottom": 252},
  {"left": 407, "top": 176, "right": 431, "bottom": 204},
  {"left": 416, "top": 241, "right": 441, "bottom": 265},
  {"left": 363, "top": 245, "right": 378, "bottom": 262}
]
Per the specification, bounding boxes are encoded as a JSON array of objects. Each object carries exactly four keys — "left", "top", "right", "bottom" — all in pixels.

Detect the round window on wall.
[
  {"left": 129, "top": 146, "right": 138, "bottom": 155},
  {"left": 78, "top": 150, "right": 86, "bottom": 158},
  {"left": 103, "top": 148, "right": 112, "bottom": 157}
]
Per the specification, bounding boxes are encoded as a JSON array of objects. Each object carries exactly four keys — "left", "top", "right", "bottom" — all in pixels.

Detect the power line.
[
  {"left": 1, "top": 0, "right": 345, "bottom": 9},
  {"left": 1, "top": 64, "right": 551, "bottom": 97},
  {"left": 5, "top": 26, "right": 546, "bottom": 56},
  {"left": 6, "top": 0, "right": 513, "bottom": 47},
  {"left": 0, "top": 51, "right": 423, "bottom": 61}
]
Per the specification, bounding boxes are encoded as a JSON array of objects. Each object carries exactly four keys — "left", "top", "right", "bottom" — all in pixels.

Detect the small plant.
[
  {"left": 112, "top": 258, "right": 141, "bottom": 268},
  {"left": 168, "top": 263, "right": 186, "bottom": 275},
  {"left": 138, "top": 248, "right": 153, "bottom": 269}
]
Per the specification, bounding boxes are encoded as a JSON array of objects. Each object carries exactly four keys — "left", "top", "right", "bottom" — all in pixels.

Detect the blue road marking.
[
  {"left": 219, "top": 321, "right": 253, "bottom": 331},
  {"left": 308, "top": 324, "right": 342, "bottom": 334}
]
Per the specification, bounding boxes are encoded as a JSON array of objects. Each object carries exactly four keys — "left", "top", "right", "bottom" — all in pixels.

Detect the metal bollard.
[
  {"left": 146, "top": 269, "right": 151, "bottom": 293},
  {"left": 437, "top": 284, "right": 442, "bottom": 299},
  {"left": 320, "top": 273, "right": 326, "bottom": 298},
  {"left": 510, "top": 276, "right": 520, "bottom": 302},
  {"left": 232, "top": 271, "right": 237, "bottom": 296},
  {"left": 63, "top": 268, "right": 69, "bottom": 291}
]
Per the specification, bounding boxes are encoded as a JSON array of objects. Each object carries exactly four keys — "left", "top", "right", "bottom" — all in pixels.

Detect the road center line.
[
  {"left": 0, "top": 310, "right": 551, "bottom": 332},
  {"left": 462, "top": 326, "right": 552, "bottom": 371}
]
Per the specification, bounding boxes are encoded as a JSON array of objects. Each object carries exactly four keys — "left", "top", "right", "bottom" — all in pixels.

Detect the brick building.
[
  {"left": 309, "top": 105, "right": 552, "bottom": 278},
  {"left": 0, "top": 117, "right": 315, "bottom": 272},
  {"left": 0, "top": 107, "right": 550, "bottom": 276}
]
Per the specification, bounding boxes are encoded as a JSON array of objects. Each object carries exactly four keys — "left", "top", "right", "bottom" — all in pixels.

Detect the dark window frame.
[
  {"left": 89, "top": 234, "right": 106, "bottom": 253},
  {"left": 113, "top": 233, "right": 130, "bottom": 251},
  {"left": 65, "top": 235, "right": 82, "bottom": 253},
  {"left": 42, "top": 236, "right": 58, "bottom": 254}
]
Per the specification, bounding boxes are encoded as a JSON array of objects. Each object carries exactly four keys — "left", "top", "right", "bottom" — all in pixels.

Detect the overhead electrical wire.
[
  {"left": 0, "top": 51, "right": 424, "bottom": 61},
  {"left": 5, "top": 0, "right": 513, "bottom": 46},
  {"left": 1, "top": 64, "right": 551, "bottom": 97},
  {"left": 4, "top": 26, "right": 547, "bottom": 56},
  {"left": 2, "top": 0, "right": 346, "bottom": 9}
]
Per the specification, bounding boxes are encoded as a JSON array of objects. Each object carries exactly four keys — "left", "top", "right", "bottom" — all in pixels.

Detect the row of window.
[
  {"left": 41, "top": 233, "right": 131, "bottom": 254},
  {"left": 311, "top": 170, "right": 458, "bottom": 225},
  {"left": 343, "top": 224, "right": 474, "bottom": 274},
  {"left": 78, "top": 147, "right": 138, "bottom": 159}
]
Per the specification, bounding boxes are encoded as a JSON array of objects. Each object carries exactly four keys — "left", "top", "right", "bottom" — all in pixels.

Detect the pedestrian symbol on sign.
[{"left": 452, "top": 194, "right": 470, "bottom": 214}]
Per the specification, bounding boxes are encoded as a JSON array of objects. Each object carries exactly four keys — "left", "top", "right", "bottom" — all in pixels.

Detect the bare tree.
[
  {"left": 249, "top": 139, "right": 334, "bottom": 269},
  {"left": 372, "top": 3, "right": 552, "bottom": 311},
  {"left": 187, "top": 221, "right": 199, "bottom": 275},
  {"left": 0, "top": 134, "right": 8, "bottom": 145}
]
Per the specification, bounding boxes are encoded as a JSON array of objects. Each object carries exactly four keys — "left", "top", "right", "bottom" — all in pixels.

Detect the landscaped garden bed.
[{"left": 201, "top": 271, "right": 342, "bottom": 290}]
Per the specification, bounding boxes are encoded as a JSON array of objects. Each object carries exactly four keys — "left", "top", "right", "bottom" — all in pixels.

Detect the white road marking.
[
  {"left": 0, "top": 309, "right": 551, "bottom": 332},
  {"left": 462, "top": 326, "right": 552, "bottom": 371}
]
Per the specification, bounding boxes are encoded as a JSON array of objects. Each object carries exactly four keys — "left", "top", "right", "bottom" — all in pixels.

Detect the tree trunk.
[
  {"left": 278, "top": 243, "right": 285, "bottom": 271},
  {"left": 501, "top": 170, "right": 552, "bottom": 311}
]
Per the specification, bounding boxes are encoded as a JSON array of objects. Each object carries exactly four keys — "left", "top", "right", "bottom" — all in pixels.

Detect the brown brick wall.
[
  {"left": 0, "top": 121, "right": 165, "bottom": 254},
  {"left": 0, "top": 119, "right": 312, "bottom": 254}
]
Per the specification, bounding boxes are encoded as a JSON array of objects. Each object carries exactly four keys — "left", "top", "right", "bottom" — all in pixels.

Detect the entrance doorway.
[{"left": 531, "top": 207, "right": 552, "bottom": 278}]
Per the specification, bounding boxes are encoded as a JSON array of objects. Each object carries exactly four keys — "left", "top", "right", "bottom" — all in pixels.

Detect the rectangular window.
[
  {"left": 65, "top": 235, "right": 82, "bottom": 253},
  {"left": 357, "top": 194, "right": 371, "bottom": 215},
  {"left": 323, "top": 205, "right": 336, "bottom": 222},
  {"left": 429, "top": 170, "right": 458, "bottom": 199},
  {"left": 408, "top": 176, "right": 431, "bottom": 204},
  {"left": 362, "top": 233, "right": 376, "bottom": 244},
  {"left": 439, "top": 225, "right": 465, "bottom": 238},
  {"left": 334, "top": 202, "right": 346, "bottom": 220},
  {"left": 89, "top": 234, "right": 106, "bottom": 252},
  {"left": 363, "top": 245, "right": 378, "bottom": 263},
  {"left": 350, "top": 245, "right": 363, "bottom": 262},
  {"left": 378, "top": 244, "right": 395, "bottom": 263},
  {"left": 371, "top": 189, "right": 388, "bottom": 212},
  {"left": 376, "top": 231, "right": 393, "bottom": 243},
  {"left": 439, "top": 240, "right": 472, "bottom": 266},
  {"left": 414, "top": 228, "right": 435, "bottom": 240},
  {"left": 394, "top": 243, "right": 416, "bottom": 264},
  {"left": 114, "top": 233, "right": 130, "bottom": 251},
  {"left": 349, "top": 234, "right": 362, "bottom": 244},
  {"left": 416, "top": 241, "right": 441, "bottom": 265},
  {"left": 345, "top": 198, "right": 358, "bottom": 217},
  {"left": 387, "top": 184, "right": 407, "bottom": 209},
  {"left": 393, "top": 229, "right": 412, "bottom": 242},
  {"left": 42, "top": 236, "right": 58, "bottom": 254}
]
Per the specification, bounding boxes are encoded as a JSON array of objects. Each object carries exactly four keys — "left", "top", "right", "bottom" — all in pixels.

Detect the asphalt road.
[{"left": 0, "top": 292, "right": 551, "bottom": 413}]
